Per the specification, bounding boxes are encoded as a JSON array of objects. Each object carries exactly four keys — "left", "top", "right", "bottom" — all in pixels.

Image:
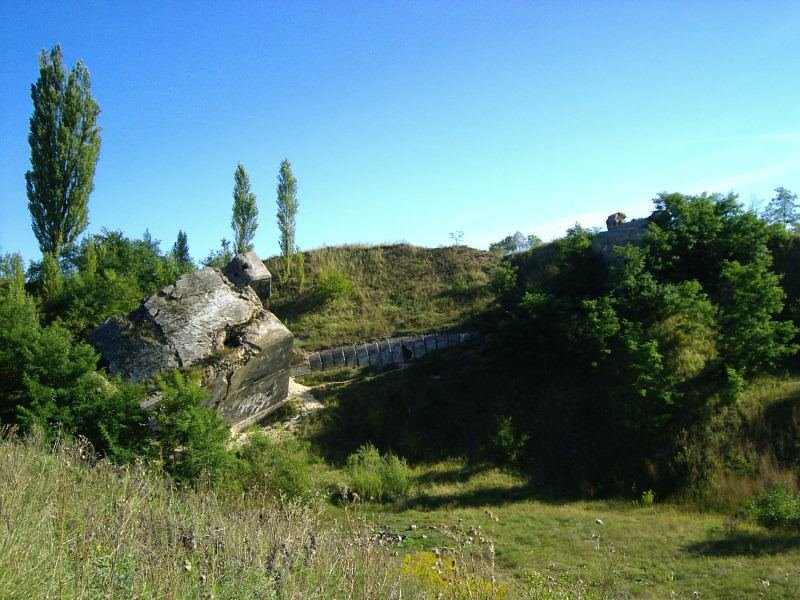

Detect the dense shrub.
[
  {"left": 491, "top": 415, "right": 529, "bottom": 466},
  {"left": 232, "top": 430, "right": 316, "bottom": 500},
  {"left": 149, "top": 371, "right": 233, "bottom": 487},
  {"left": 745, "top": 484, "right": 800, "bottom": 530},
  {"left": 314, "top": 267, "right": 355, "bottom": 303},
  {"left": 36, "top": 230, "right": 186, "bottom": 337},
  {"left": 346, "top": 443, "right": 411, "bottom": 502}
]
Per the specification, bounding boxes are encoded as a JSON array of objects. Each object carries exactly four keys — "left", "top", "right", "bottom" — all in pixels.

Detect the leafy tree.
[
  {"left": 276, "top": 158, "right": 298, "bottom": 280},
  {"left": 0, "top": 270, "right": 41, "bottom": 421},
  {"left": 202, "top": 238, "right": 234, "bottom": 269},
  {"left": 150, "top": 371, "right": 232, "bottom": 486},
  {"left": 39, "top": 252, "right": 64, "bottom": 302},
  {"left": 762, "top": 187, "right": 799, "bottom": 231},
  {"left": 42, "top": 230, "right": 182, "bottom": 337},
  {"left": 231, "top": 163, "right": 259, "bottom": 254},
  {"left": 0, "top": 267, "right": 148, "bottom": 459},
  {"left": 26, "top": 45, "right": 101, "bottom": 258},
  {"left": 171, "top": 229, "right": 193, "bottom": 273},
  {"left": 717, "top": 257, "right": 797, "bottom": 374},
  {"left": 490, "top": 231, "right": 542, "bottom": 255},
  {"left": 0, "top": 253, "right": 26, "bottom": 300}
]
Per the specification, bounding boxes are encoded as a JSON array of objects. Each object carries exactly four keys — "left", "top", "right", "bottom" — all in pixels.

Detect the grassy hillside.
[
  {"left": 264, "top": 244, "right": 501, "bottom": 348},
  {"left": 5, "top": 426, "right": 800, "bottom": 599},
  {"left": 0, "top": 433, "right": 412, "bottom": 599}
]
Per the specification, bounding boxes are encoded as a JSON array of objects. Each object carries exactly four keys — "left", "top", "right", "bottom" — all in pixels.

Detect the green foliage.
[
  {"left": 202, "top": 237, "right": 234, "bottom": 269},
  {"left": 717, "top": 257, "right": 797, "bottom": 374},
  {"left": 266, "top": 244, "right": 500, "bottom": 348},
  {"left": 314, "top": 267, "right": 355, "bottom": 303},
  {"left": 745, "top": 484, "right": 800, "bottom": 530},
  {"left": 293, "top": 249, "right": 306, "bottom": 290},
  {"left": 0, "top": 272, "right": 149, "bottom": 459},
  {"left": 640, "top": 489, "right": 656, "bottom": 507},
  {"left": 0, "top": 282, "right": 44, "bottom": 421},
  {"left": 170, "top": 229, "right": 193, "bottom": 273},
  {"left": 762, "top": 186, "right": 799, "bottom": 231},
  {"left": 39, "top": 252, "right": 63, "bottom": 301},
  {"left": 231, "top": 163, "right": 259, "bottom": 254},
  {"left": 44, "top": 230, "right": 184, "bottom": 336},
  {"left": 231, "top": 431, "right": 316, "bottom": 500},
  {"left": 276, "top": 158, "right": 299, "bottom": 281},
  {"left": 26, "top": 45, "right": 101, "bottom": 258},
  {"left": 491, "top": 416, "right": 529, "bottom": 467},
  {"left": 450, "top": 269, "right": 487, "bottom": 295},
  {"left": 0, "top": 253, "right": 26, "bottom": 299},
  {"left": 490, "top": 231, "right": 542, "bottom": 256},
  {"left": 150, "top": 371, "right": 232, "bottom": 487},
  {"left": 491, "top": 192, "right": 798, "bottom": 495},
  {"left": 491, "top": 260, "right": 518, "bottom": 300},
  {"left": 346, "top": 443, "right": 411, "bottom": 502},
  {"left": 0, "top": 435, "right": 407, "bottom": 599}
]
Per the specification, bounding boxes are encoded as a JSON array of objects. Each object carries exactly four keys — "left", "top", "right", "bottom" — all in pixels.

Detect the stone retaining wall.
[{"left": 292, "top": 331, "right": 477, "bottom": 375}]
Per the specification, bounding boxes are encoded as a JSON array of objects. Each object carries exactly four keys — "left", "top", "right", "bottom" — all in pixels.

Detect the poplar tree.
[
  {"left": 26, "top": 45, "right": 101, "bottom": 258},
  {"left": 231, "top": 163, "right": 258, "bottom": 254},
  {"left": 276, "top": 158, "right": 298, "bottom": 278}
]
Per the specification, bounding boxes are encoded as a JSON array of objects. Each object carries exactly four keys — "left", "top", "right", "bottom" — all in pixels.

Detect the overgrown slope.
[
  {"left": 0, "top": 434, "right": 408, "bottom": 599},
  {"left": 265, "top": 244, "right": 501, "bottom": 348}
]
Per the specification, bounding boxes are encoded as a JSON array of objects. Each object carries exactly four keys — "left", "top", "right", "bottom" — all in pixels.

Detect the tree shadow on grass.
[
  {"left": 400, "top": 482, "right": 541, "bottom": 511},
  {"left": 413, "top": 462, "right": 493, "bottom": 486},
  {"left": 685, "top": 532, "right": 800, "bottom": 557}
]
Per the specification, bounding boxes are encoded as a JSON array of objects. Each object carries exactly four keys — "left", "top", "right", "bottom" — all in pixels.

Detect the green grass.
[
  {"left": 291, "top": 360, "right": 800, "bottom": 597},
  {"left": 339, "top": 460, "right": 800, "bottom": 599},
  {"left": 265, "top": 244, "right": 501, "bottom": 348},
  {"left": 678, "top": 375, "right": 800, "bottom": 512},
  {"left": 0, "top": 433, "right": 410, "bottom": 599}
]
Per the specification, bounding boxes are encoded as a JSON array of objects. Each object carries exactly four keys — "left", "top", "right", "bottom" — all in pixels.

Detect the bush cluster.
[
  {"left": 745, "top": 484, "right": 800, "bottom": 530},
  {"left": 229, "top": 430, "right": 316, "bottom": 500},
  {"left": 346, "top": 443, "right": 411, "bottom": 502},
  {"left": 314, "top": 267, "right": 355, "bottom": 303}
]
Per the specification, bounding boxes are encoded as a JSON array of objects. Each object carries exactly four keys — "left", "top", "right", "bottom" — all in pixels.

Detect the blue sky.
[{"left": 2, "top": 1, "right": 800, "bottom": 264}]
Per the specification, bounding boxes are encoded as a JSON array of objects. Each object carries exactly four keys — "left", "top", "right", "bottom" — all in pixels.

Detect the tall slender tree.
[
  {"left": 26, "top": 45, "right": 101, "bottom": 258},
  {"left": 171, "top": 230, "right": 193, "bottom": 272},
  {"left": 276, "top": 158, "right": 298, "bottom": 279},
  {"left": 763, "top": 187, "right": 799, "bottom": 231},
  {"left": 231, "top": 163, "right": 258, "bottom": 254}
]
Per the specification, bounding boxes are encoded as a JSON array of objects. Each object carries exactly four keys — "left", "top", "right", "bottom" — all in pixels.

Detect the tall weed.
[{"left": 346, "top": 443, "right": 411, "bottom": 502}]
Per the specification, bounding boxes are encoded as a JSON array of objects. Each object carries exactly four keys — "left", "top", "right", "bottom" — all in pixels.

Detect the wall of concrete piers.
[{"left": 292, "top": 331, "right": 476, "bottom": 375}]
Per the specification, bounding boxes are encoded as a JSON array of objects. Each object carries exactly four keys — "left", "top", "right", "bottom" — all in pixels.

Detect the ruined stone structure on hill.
[
  {"left": 592, "top": 213, "right": 651, "bottom": 262},
  {"left": 90, "top": 255, "right": 292, "bottom": 431}
]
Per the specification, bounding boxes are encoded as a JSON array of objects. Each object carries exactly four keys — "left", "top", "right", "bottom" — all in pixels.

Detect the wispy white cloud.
[{"left": 685, "top": 158, "right": 800, "bottom": 193}]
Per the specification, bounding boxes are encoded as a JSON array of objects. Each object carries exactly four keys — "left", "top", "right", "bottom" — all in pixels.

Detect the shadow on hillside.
[
  {"left": 305, "top": 351, "right": 500, "bottom": 466},
  {"left": 400, "top": 483, "right": 543, "bottom": 510},
  {"left": 268, "top": 292, "right": 325, "bottom": 323},
  {"left": 685, "top": 533, "right": 800, "bottom": 557},
  {"left": 758, "top": 391, "right": 800, "bottom": 466},
  {"left": 413, "top": 463, "right": 493, "bottom": 486}
]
